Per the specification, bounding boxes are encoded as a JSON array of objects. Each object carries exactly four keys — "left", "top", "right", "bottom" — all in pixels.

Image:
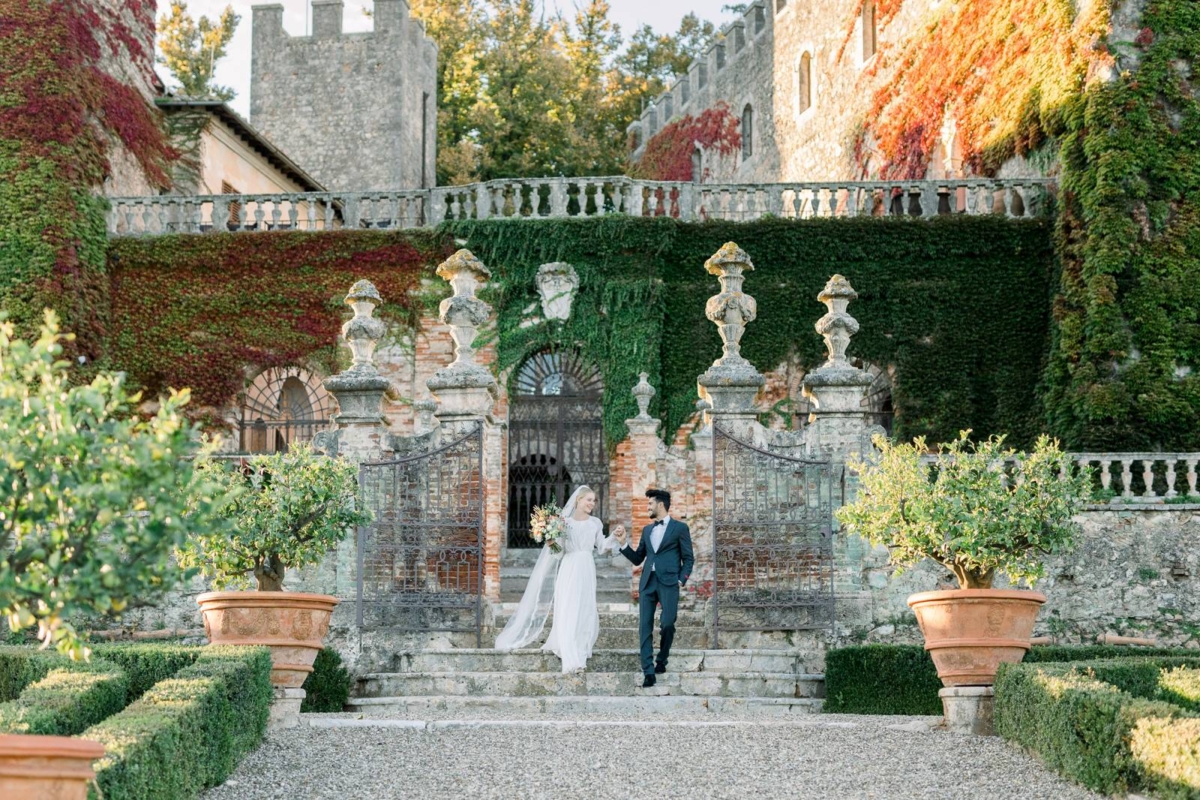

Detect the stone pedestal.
[
  {"left": 939, "top": 686, "right": 995, "bottom": 736},
  {"left": 269, "top": 687, "right": 306, "bottom": 731}
]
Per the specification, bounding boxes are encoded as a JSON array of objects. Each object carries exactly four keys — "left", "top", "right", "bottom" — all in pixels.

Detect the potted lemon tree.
[
  {"left": 836, "top": 432, "right": 1092, "bottom": 687},
  {"left": 180, "top": 444, "right": 369, "bottom": 690},
  {"left": 0, "top": 314, "right": 224, "bottom": 798}
]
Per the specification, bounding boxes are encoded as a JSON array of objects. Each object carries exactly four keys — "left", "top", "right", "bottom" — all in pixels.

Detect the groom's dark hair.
[{"left": 645, "top": 489, "right": 671, "bottom": 510}]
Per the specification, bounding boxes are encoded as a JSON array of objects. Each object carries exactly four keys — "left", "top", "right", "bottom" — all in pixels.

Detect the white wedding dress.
[{"left": 494, "top": 489, "right": 620, "bottom": 673}]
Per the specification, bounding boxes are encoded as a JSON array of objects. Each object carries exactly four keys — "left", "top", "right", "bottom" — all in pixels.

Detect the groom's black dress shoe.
[
  {"left": 654, "top": 664, "right": 666, "bottom": 674},
  {"left": 642, "top": 674, "right": 656, "bottom": 688}
]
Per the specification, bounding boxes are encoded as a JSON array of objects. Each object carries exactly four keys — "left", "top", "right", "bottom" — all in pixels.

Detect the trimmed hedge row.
[
  {"left": 0, "top": 645, "right": 76, "bottom": 702},
  {"left": 995, "top": 658, "right": 1200, "bottom": 798},
  {"left": 90, "top": 642, "right": 205, "bottom": 701},
  {"left": 0, "top": 660, "right": 128, "bottom": 736},
  {"left": 84, "top": 645, "right": 273, "bottom": 800},
  {"left": 822, "top": 644, "right": 1200, "bottom": 715}
]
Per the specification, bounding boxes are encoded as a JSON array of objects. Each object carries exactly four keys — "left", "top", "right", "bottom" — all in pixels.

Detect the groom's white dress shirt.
[{"left": 648, "top": 515, "right": 670, "bottom": 570}]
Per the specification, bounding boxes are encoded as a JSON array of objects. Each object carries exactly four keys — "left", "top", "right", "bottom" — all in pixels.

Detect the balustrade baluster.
[
  {"left": 1142, "top": 459, "right": 1156, "bottom": 499},
  {"left": 1187, "top": 459, "right": 1199, "bottom": 496},
  {"left": 1100, "top": 459, "right": 1113, "bottom": 492},
  {"left": 1166, "top": 458, "right": 1178, "bottom": 498},
  {"left": 1121, "top": 459, "right": 1134, "bottom": 499},
  {"left": 647, "top": 189, "right": 659, "bottom": 216},
  {"left": 154, "top": 201, "right": 168, "bottom": 233},
  {"left": 252, "top": 201, "right": 265, "bottom": 231}
]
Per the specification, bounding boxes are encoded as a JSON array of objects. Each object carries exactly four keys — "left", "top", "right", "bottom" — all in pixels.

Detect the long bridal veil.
[{"left": 494, "top": 485, "right": 590, "bottom": 650}]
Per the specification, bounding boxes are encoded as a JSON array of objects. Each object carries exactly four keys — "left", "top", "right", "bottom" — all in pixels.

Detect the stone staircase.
[
  {"left": 347, "top": 646, "right": 825, "bottom": 716},
  {"left": 342, "top": 549, "right": 826, "bottom": 718}
]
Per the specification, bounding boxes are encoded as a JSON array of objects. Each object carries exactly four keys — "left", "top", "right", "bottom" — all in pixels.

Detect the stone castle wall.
[
  {"left": 250, "top": 0, "right": 437, "bottom": 191},
  {"left": 628, "top": 0, "right": 998, "bottom": 182}
]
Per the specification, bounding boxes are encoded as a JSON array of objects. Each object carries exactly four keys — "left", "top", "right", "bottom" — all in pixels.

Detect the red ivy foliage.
[
  {"left": 106, "top": 231, "right": 453, "bottom": 417},
  {"left": 630, "top": 104, "right": 742, "bottom": 181},
  {"left": 1, "top": 0, "right": 176, "bottom": 362}
]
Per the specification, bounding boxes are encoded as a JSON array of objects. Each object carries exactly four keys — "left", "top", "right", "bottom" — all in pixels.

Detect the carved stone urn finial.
[
  {"left": 632, "top": 372, "right": 655, "bottom": 419},
  {"left": 815, "top": 274, "right": 861, "bottom": 367},
  {"left": 697, "top": 242, "right": 765, "bottom": 420},
  {"left": 341, "top": 280, "right": 387, "bottom": 371},
  {"left": 802, "top": 273, "right": 873, "bottom": 427},
  {"left": 427, "top": 249, "right": 497, "bottom": 418}
]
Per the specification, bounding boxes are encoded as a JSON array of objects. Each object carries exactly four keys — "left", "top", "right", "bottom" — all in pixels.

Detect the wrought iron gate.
[
  {"left": 356, "top": 425, "right": 485, "bottom": 645},
  {"left": 507, "top": 349, "right": 608, "bottom": 547},
  {"left": 711, "top": 424, "right": 838, "bottom": 645}
]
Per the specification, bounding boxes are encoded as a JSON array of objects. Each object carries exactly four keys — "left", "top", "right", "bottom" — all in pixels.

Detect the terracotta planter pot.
[
  {"left": 0, "top": 734, "right": 105, "bottom": 800},
  {"left": 197, "top": 591, "right": 338, "bottom": 688},
  {"left": 907, "top": 589, "right": 1046, "bottom": 687}
]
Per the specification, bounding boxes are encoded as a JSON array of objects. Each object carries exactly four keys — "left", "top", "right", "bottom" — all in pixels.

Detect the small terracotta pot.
[
  {"left": 907, "top": 589, "right": 1046, "bottom": 687},
  {"left": 197, "top": 591, "right": 339, "bottom": 688},
  {"left": 0, "top": 734, "right": 105, "bottom": 800}
]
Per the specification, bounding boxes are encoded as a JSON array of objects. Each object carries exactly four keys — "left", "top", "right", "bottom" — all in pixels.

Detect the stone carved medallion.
[{"left": 535, "top": 262, "right": 580, "bottom": 321}]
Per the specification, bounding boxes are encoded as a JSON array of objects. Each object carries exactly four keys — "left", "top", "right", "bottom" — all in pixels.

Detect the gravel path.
[{"left": 204, "top": 714, "right": 1102, "bottom": 800}]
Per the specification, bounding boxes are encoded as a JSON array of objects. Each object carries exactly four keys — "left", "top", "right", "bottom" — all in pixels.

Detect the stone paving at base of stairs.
[{"left": 203, "top": 714, "right": 1103, "bottom": 800}]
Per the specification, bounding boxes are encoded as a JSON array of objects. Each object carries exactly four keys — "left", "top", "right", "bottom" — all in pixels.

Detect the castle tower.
[{"left": 250, "top": 1, "right": 437, "bottom": 191}]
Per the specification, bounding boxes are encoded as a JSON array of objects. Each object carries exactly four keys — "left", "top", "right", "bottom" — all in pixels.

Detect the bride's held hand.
[{"left": 613, "top": 524, "right": 627, "bottom": 544}]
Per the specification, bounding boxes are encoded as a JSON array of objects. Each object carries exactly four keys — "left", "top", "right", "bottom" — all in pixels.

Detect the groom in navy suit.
[{"left": 614, "top": 489, "right": 694, "bottom": 688}]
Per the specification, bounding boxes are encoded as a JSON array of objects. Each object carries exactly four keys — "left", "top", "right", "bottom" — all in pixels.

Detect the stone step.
[
  {"left": 345, "top": 695, "right": 824, "bottom": 716},
  {"left": 493, "top": 627, "right": 711, "bottom": 650},
  {"left": 374, "top": 648, "right": 818, "bottom": 675},
  {"left": 500, "top": 589, "right": 632, "bottom": 604},
  {"left": 493, "top": 610, "right": 708, "bottom": 629},
  {"left": 355, "top": 670, "right": 824, "bottom": 699},
  {"left": 496, "top": 601, "right": 639, "bottom": 614},
  {"left": 500, "top": 565, "right": 631, "bottom": 580}
]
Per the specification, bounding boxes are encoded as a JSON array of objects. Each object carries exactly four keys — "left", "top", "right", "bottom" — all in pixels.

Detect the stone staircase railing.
[
  {"left": 918, "top": 452, "right": 1200, "bottom": 504},
  {"left": 105, "top": 177, "right": 1054, "bottom": 236}
]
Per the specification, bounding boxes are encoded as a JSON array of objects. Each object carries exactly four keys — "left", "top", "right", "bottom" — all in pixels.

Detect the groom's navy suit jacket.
[{"left": 621, "top": 518, "right": 695, "bottom": 590}]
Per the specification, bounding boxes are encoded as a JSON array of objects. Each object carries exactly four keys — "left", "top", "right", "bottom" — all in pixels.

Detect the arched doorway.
[
  {"left": 506, "top": 349, "right": 607, "bottom": 547},
  {"left": 240, "top": 366, "right": 334, "bottom": 453}
]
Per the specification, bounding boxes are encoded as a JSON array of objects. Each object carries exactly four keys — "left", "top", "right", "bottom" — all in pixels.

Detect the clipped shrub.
[
  {"left": 90, "top": 642, "right": 205, "bottom": 701},
  {"left": 823, "top": 645, "right": 942, "bottom": 715},
  {"left": 0, "top": 660, "right": 127, "bottom": 736},
  {"left": 85, "top": 646, "right": 272, "bottom": 800},
  {"left": 0, "top": 645, "right": 72, "bottom": 702},
  {"left": 1160, "top": 667, "right": 1200, "bottom": 714},
  {"left": 823, "top": 644, "right": 1200, "bottom": 715},
  {"left": 995, "top": 658, "right": 1200, "bottom": 797},
  {"left": 301, "top": 647, "right": 352, "bottom": 713}
]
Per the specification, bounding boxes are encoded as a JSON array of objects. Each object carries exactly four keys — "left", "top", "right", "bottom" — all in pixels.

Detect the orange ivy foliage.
[{"left": 856, "top": 0, "right": 1110, "bottom": 178}]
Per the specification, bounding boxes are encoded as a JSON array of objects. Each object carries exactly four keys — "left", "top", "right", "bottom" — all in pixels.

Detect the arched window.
[
  {"left": 240, "top": 366, "right": 333, "bottom": 453},
  {"left": 862, "top": 0, "right": 877, "bottom": 61},
  {"left": 508, "top": 349, "right": 607, "bottom": 548},
  {"left": 691, "top": 147, "right": 703, "bottom": 182},
  {"left": 798, "top": 52, "right": 813, "bottom": 115},
  {"left": 741, "top": 104, "right": 754, "bottom": 160}
]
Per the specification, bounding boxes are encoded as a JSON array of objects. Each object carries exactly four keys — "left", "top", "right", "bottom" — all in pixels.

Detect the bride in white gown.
[{"left": 494, "top": 485, "right": 621, "bottom": 673}]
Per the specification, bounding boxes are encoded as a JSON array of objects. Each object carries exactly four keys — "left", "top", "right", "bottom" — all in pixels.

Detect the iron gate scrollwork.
[
  {"left": 711, "top": 424, "right": 837, "bottom": 645},
  {"left": 356, "top": 425, "right": 485, "bottom": 645}
]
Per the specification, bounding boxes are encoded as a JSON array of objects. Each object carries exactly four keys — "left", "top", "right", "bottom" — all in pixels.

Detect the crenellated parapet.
[{"left": 627, "top": 0, "right": 773, "bottom": 154}]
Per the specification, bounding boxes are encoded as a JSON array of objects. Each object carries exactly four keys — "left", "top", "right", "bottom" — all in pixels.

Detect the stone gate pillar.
[
  {"left": 696, "top": 242, "right": 765, "bottom": 440},
  {"left": 801, "top": 275, "right": 879, "bottom": 624},
  {"left": 801, "top": 274, "right": 876, "bottom": 462},
  {"left": 426, "top": 249, "right": 503, "bottom": 601}
]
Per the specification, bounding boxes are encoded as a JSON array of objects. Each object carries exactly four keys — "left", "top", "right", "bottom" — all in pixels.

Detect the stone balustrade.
[
  {"left": 105, "top": 177, "right": 1053, "bottom": 236},
  {"left": 917, "top": 452, "right": 1200, "bottom": 504}
]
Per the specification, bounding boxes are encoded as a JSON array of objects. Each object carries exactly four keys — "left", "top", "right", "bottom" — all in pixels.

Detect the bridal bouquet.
[{"left": 530, "top": 503, "right": 566, "bottom": 553}]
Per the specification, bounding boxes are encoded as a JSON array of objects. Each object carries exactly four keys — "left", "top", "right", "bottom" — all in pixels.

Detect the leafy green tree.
[
  {"left": 836, "top": 432, "right": 1093, "bottom": 589},
  {"left": 609, "top": 13, "right": 716, "bottom": 128},
  {"left": 0, "top": 312, "right": 226, "bottom": 660},
  {"left": 157, "top": 1, "right": 240, "bottom": 101},
  {"left": 178, "top": 444, "right": 370, "bottom": 591}
]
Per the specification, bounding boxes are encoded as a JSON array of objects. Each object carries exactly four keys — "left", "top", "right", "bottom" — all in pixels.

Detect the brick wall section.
[{"left": 250, "top": 0, "right": 437, "bottom": 191}]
